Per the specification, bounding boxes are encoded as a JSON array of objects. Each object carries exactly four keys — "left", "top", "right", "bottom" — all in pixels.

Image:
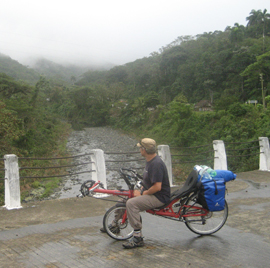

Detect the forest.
[{"left": 0, "top": 9, "right": 270, "bottom": 203}]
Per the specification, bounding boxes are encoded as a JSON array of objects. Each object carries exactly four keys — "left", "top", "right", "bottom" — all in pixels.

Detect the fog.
[{"left": 0, "top": 0, "right": 269, "bottom": 67}]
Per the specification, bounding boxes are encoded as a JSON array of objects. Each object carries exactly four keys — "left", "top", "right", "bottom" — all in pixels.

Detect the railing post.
[
  {"left": 158, "top": 145, "right": 173, "bottom": 186},
  {"left": 213, "top": 140, "right": 227, "bottom": 170},
  {"left": 90, "top": 149, "right": 107, "bottom": 188},
  {"left": 259, "top": 137, "right": 270, "bottom": 171},
  {"left": 4, "top": 154, "right": 22, "bottom": 210}
]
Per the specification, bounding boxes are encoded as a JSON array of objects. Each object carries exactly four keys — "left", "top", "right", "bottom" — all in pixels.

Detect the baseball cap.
[{"left": 137, "top": 138, "right": 157, "bottom": 153}]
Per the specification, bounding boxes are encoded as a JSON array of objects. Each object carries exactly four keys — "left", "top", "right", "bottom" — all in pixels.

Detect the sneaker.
[
  {"left": 122, "top": 236, "right": 144, "bottom": 249},
  {"left": 100, "top": 224, "right": 120, "bottom": 234}
]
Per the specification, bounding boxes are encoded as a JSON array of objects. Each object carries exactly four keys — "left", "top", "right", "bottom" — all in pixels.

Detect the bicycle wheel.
[
  {"left": 183, "top": 193, "right": 228, "bottom": 235},
  {"left": 103, "top": 204, "right": 133, "bottom": 241}
]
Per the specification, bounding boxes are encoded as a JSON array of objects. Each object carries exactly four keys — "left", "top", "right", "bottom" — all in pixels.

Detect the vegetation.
[
  {"left": 0, "top": 54, "right": 39, "bottom": 85},
  {"left": 67, "top": 10, "right": 270, "bottom": 142},
  {"left": 1, "top": 8, "right": 270, "bottom": 202},
  {"left": 0, "top": 72, "right": 72, "bottom": 204}
]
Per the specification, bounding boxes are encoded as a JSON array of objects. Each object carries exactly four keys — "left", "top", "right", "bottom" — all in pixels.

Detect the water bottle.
[
  {"left": 194, "top": 165, "right": 202, "bottom": 172},
  {"left": 199, "top": 165, "right": 216, "bottom": 180},
  {"left": 207, "top": 168, "right": 217, "bottom": 177},
  {"left": 194, "top": 165, "right": 217, "bottom": 180}
]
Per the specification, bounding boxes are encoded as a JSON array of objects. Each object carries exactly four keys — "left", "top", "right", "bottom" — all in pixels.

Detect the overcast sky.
[{"left": 0, "top": 0, "right": 269, "bottom": 67}]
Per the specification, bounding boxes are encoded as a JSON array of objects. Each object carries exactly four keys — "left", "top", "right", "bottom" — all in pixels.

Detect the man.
[{"left": 122, "top": 138, "right": 171, "bottom": 249}]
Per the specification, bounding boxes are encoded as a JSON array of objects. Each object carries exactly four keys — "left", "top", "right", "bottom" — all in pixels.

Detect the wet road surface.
[{"left": 0, "top": 170, "right": 270, "bottom": 267}]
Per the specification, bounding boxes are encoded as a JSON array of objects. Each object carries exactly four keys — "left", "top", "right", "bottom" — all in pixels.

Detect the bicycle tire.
[
  {"left": 183, "top": 193, "right": 228, "bottom": 235},
  {"left": 103, "top": 204, "right": 133, "bottom": 241}
]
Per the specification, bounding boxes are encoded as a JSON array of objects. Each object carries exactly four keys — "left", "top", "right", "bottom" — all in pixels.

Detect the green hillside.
[
  {"left": 0, "top": 53, "right": 39, "bottom": 84},
  {"left": 0, "top": 53, "right": 107, "bottom": 85},
  {"left": 31, "top": 58, "right": 98, "bottom": 84}
]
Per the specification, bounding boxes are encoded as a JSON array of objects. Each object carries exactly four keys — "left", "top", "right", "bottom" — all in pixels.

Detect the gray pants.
[{"left": 126, "top": 195, "right": 164, "bottom": 230}]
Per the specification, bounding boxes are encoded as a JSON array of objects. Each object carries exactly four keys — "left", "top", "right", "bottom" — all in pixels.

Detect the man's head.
[{"left": 137, "top": 138, "right": 157, "bottom": 154}]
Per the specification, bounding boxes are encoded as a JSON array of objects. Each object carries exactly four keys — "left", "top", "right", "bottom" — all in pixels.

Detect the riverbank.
[{"left": 22, "top": 127, "right": 141, "bottom": 202}]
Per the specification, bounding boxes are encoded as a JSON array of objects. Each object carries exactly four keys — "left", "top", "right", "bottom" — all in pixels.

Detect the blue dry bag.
[
  {"left": 197, "top": 178, "right": 226, "bottom": 211},
  {"left": 194, "top": 165, "right": 236, "bottom": 211},
  {"left": 212, "top": 170, "right": 236, "bottom": 182}
]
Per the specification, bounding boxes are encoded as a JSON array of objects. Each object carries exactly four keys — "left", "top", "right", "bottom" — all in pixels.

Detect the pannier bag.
[
  {"left": 194, "top": 165, "right": 236, "bottom": 211},
  {"left": 197, "top": 178, "right": 226, "bottom": 211}
]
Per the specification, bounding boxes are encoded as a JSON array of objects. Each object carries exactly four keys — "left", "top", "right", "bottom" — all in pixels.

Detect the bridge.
[
  {"left": 0, "top": 169, "right": 269, "bottom": 267},
  {"left": 1, "top": 137, "right": 270, "bottom": 210}
]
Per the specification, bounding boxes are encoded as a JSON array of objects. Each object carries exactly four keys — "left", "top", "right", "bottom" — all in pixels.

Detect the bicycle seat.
[
  {"left": 154, "top": 169, "right": 199, "bottom": 209},
  {"left": 170, "top": 169, "right": 199, "bottom": 199}
]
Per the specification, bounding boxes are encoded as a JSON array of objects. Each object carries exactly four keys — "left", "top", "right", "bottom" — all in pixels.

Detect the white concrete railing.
[
  {"left": 213, "top": 140, "right": 227, "bottom": 170},
  {"left": 3, "top": 137, "right": 270, "bottom": 209},
  {"left": 4, "top": 154, "right": 22, "bottom": 210},
  {"left": 158, "top": 145, "right": 173, "bottom": 185},
  {"left": 259, "top": 137, "right": 270, "bottom": 170},
  {"left": 88, "top": 145, "right": 173, "bottom": 188},
  {"left": 90, "top": 149, "right": 107, "bottom": 189}
]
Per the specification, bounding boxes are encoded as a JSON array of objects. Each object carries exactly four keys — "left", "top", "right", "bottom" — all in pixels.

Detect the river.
[{"left": 53, "top": 127, "right": 145, "bottom": 199}]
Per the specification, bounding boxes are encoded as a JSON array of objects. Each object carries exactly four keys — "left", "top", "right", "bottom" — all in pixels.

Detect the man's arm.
[
  {"left": 142, "top": 182, "right": 161, "bottom": 195},
  {"left": 133, "top": 182, "right": 162, "bottom": 197}
]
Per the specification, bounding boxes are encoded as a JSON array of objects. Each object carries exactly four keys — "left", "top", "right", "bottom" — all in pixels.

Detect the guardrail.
[{"left": 1, "top": 138, "right": 269, "bottom": 210}]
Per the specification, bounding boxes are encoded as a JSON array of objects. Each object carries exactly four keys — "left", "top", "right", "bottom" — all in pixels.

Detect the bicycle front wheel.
[
  {"left": 103, "top": 204, "right": 133, "bottom": 241},
  {"left": 183, "top": 193, "right": 228, "bottom": 235}
]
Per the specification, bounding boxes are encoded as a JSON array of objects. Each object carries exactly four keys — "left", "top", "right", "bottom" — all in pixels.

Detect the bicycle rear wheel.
[
  {"left": 183, "top": 193, "right": 228, "bottom": 235},
  {"left": 103, "top": 204, "right": 133, "bottom": 241}
]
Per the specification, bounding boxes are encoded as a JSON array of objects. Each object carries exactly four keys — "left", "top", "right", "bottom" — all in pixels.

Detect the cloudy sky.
[{"left": 0, "top": 0, "right": 269, "bottom": 66}]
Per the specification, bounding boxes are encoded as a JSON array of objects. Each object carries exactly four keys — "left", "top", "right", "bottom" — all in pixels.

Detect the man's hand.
[
  {"left": 133, "top": 190, "right": 141, "bottom": 197},
  {"left": 133, "top": 182, "right": 162, "bottom": 197}
]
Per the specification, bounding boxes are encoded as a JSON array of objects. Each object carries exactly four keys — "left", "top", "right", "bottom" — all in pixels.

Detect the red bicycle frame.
[{"left": 83, "top": 180, "right": 209, "bottom": 220}]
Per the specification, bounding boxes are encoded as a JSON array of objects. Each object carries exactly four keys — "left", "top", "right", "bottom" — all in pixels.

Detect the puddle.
[{"left": 226, "top": 178, "right": 270, "bottom": 201}]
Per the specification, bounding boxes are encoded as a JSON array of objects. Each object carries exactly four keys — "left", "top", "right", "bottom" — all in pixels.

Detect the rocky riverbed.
[{"left": 51, "top": 127, "right": 145, "bottom": 199}]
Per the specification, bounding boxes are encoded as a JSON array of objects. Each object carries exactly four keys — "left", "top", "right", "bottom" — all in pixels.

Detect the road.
[{"left": 0, "top": 170, "right": 269, "bottom": 267}]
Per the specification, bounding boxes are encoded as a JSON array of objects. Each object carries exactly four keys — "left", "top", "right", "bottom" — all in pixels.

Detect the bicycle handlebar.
[
  {"left": 120, "top": 168, "right": 148, "bottom": 190},
  {"left": 78, "top": 168, "right": 148, "bottom": 198}
]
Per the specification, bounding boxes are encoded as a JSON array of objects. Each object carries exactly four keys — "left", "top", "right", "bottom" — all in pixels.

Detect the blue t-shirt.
[{"left": 142, "top": 155, "right": 171, "bottom": 204}]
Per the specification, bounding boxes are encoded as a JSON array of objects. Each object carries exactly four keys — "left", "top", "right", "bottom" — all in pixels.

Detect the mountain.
[
  {"left": 0, "top": 53, "right": 40, "bottom": 85},
  {"left": 29, "top": 58, "right": 94, "bottom": 83},
  {"left": 0, "top": 53, "right": 114, "bottom": 85}
]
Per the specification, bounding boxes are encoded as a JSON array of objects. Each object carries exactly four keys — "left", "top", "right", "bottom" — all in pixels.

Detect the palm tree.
[
  {"left": 261, "top": 9, "right": 270, "bottom": 52},
  {"left": 261, "top": 9, "right": 270, "bottom": 35},
  {"left": 246, "top": 9, "right": 262, "bottom": 28},
  {"left": 246, "top": 9, "right": 270, "bottom": 51}
]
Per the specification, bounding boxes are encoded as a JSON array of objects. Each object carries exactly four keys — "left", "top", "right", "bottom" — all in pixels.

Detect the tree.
[
  {"left": 143, "top": 91, "right": 160, "bottom": 108},
  {"left": 0, "top": 73, "right": 30, "bottom": 98},
  {"left": 241, "top": 51, "right": 270, "bottom": 108},
  {"left": 246, "top": 9, "right": 270, "bottom": 47},
  {"left": 265, "top": 95, "right": 270, "bottom": 107},
  {"left": 0, "top": 100, "right": 22, "bottom": 153},
  {"left": 70, "top": 76, "right": 76, "bottom": 85},
  {"left": 203, "top": 79, "right": 216, "bottom": 103},
  {"left": 31, "top": 76, "right": 50, "bottom": 107},
  {"left": 261, "top": 9, "right": 270, "bottom": 52},
  {"left": 229, "top": 23, "right": 245, "bottom": 46},
  {"left": 246, "top": 9, "right": 263, "bottom": 28},
  {"left": 107, "top": 66, "right": 128, "bottom": 83},
  {"left": 108, "top": 82, "right": 125, "bottom": 103}
]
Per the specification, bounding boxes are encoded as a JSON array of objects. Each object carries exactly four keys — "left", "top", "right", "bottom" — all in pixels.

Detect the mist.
[{"left": 0, "top": 0, "right": 269, "bottom": 68}]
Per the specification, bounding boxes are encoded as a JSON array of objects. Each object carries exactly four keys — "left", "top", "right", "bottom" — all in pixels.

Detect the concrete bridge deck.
[{"left": 0, "top": 170, "right": 270, "bottom": 268}]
